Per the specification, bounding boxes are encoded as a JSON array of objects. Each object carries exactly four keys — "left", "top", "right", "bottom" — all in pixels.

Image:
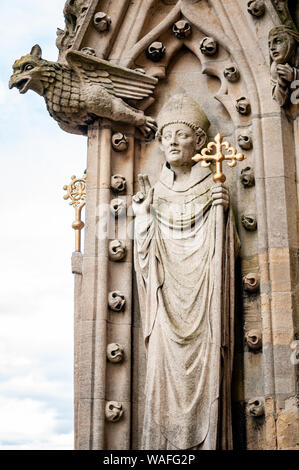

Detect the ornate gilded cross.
[
  {"left": 63, "top": 173, "right": 87, "bottom": 252},
  {"left": 192, "top": 133, "right": 245, "bottom": 183}
]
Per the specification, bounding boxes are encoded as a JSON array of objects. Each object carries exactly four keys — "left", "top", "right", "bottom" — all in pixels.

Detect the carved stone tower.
[{"left": 10, "top": 0, "right": 299, "bottom": 450}]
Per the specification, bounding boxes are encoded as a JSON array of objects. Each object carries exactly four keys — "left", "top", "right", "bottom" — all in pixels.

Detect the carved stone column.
[
  {"left": 72, "top": 251, "right": 83, "bottom": 450},
  {"left": 77, "top": 120, "right": 134, "bottom": 449},
  {"left": 77, "top": 119, "right": 112, "bottom": 449},
  {"left": 105, "top": 125, "right": 135, "bottom": 449}
]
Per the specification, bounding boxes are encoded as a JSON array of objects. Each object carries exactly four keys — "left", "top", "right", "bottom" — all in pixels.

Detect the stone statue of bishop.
[{"left": 133, "top": 94, "right": 239, "bottom": 450}]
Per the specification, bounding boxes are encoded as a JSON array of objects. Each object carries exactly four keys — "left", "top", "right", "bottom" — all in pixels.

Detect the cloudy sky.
[{"left": 0, "top": 0, "right": 87, "bottom": 449}]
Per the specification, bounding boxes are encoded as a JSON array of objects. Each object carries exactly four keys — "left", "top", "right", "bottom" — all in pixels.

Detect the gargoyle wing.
[{"left": 66, "top": 51, "right": 158, "bottom": 100}]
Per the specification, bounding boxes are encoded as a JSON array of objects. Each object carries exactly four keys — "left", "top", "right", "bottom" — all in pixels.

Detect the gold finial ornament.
[
  {"left": 192, "top": 133, "right": 245, "bottom": 183},
  {"left": 63, "top": 173, "right": 87, "bottom": 252}
]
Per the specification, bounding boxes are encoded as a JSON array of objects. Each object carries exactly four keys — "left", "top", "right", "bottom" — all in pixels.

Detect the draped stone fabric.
[{"left": 134, "top": 162, "right": 239, "bottom": 450}]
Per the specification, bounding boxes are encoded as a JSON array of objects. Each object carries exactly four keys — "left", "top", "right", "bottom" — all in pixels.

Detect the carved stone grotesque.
[
  {"left": 247, "top": 0, "right": 265, "bottom": 17},
  {"left": 199, "top": 37, "right": 218, "bottom": 56},
  {"left": 108, "top": 291, "right": 126, "bottom": 312},
  {"left": 108, "top": 240, "right": 126, "bottom": 261},
  {"left": 236, "top": 97, "right": 251, "bottom": 115},
  {"left": 241, "top": 214, "right": 257, "bottom": 231},
  {"left": 81, "top": 47, "right": 96, "bottom": 56},
  {"left": 240, "top": 167, "right": 255, "bottom": 187},
  {"left": 238, "top": 135, "right": 252, "bottom": 150},
  {"left": 268, "top": 26, "right": 299, "bottom": 106},
  {"left": 146, "top": 41, "right": 166, "bottom": 62},
  {"left": 105, "top": 402, "right": 124, "bottom": 422},
  {"left": 9, "top": 45, "right": 157, "bottom": 136},
  {"left": 247, "top": 398, "right": 265, "bottom": 417},
  {"left": 223, "top": 66, "right": 240, "bottom": 83},
  {"left": 110, "top": 198, "right": 126, "bottom": 218},
  {"left": 93, "top": 12, "right": 111, "bottom": 32},
  {"left": 111, "top": 175, "right": 127, "bottom": 193},
  {"left": 107, "top": 343, "right": 124, "bottom": 363},
  {"left": 56, "top": 0, "right": 89, "bottom": 60},
  {"left": 243, "top": 272, "right": 260, "bottom": 293},
  {"left": 172, "top": 20, "right": 192, "bottom": 39},
  {"left": 112, "top": 132, "right": 129, "bottom": 152},
  {"left": 272, "top": 1, "right": 297, "bottom": 28},
  {"left": 245, "top": 330, "right": 262, "bottom": 350},
  {"left": 133, "top": 94, "right": 239, "bottom": 450}
]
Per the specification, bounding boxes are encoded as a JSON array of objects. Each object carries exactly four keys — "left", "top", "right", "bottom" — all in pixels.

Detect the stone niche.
[{"left": 13, "top": 0, "right": 298, "bottom": 450}]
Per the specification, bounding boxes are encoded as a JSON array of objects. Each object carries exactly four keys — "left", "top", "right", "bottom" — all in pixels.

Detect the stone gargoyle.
[{"left": 9, "top": 45, "right": 158, "bottom": 136}]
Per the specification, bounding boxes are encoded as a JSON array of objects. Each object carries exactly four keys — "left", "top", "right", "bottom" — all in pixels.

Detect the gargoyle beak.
[{"left": 8, "top": 75, "right": 30, "bottom": 94}]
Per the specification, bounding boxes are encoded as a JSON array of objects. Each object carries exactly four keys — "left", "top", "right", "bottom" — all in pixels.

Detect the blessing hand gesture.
[{"left": 132, "top": 174, "right": 154, "bottom": 217}]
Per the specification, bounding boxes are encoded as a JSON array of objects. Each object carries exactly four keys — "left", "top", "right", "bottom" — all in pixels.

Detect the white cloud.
[
  {"left": 0, "top": 0, "right": 66, "bottom": 59},
  {"left": 0, "top": 397, "right": 73, "bottom": 449},
  {"left": 0, "top": 0, "right": 87, "bottom": 450}
]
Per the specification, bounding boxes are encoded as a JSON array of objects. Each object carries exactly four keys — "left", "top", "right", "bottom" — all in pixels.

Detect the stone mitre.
[{"left": 156, "top": 94, "right": 210, "bottom": 138}]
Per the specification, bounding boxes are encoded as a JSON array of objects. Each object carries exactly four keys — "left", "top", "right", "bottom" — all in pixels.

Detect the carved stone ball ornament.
[
  {"left": 107, "top": 343, "right": 124, "bottom": 363},
  {"left": 238, "top": 135, "right": 253, "bottom": 150},
  {"left": 247, "top": 0, "right": 266, "bottom": 17},
  {"left": 110, "top": 198, "right": 126, "bottom": 218},
  {"left": 223, "top": 66, "right": 240, "bottom": 83},
  {"left": 199, "top": 37, "right": 218, "bottom": 56},
  {"left": 241, "top": 214, "right": 257, "bottom": 231},
  {"left": 245, "top": 329, "right": 262, "bottom": 350},
  {"left": 108, "top": 291, "right": 126, "bottom": 312},
  {"left": 111, "top": 175, "right": 127, "bottom": 193},
  {"left": 105, "top": 402, "right": 124, "bottom": 422},
  {"left": 240, "top": 167, "right": 255, "bottom": 187},
  {"left": 236, "top": 97, "right": 251, "bottom": 115},
  {"left": 243, "top": 272, "right": 260, "bottom": 293},
  {"left": 109, "top": 240, "right": 126, "bottom": 261},
  {"left": 146, "top": 41, "right": 166, "bottom": 62},
  {"left": 172, "top": 20, "right": 192, "bottom": 39},
  {"left": 93, "top": 12, "right": 111, "bottom": 32},
  {"left": 112, "top": 132, "right": 129, "bottom": 152},
  {"left": 247, "top": 398, "right": 265, "bottom": 417},
  {"left": 81, "top": 47, "right": 96, "bottom": 56}
]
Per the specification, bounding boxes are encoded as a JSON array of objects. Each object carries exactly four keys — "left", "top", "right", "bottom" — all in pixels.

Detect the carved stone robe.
[{"left": 134, "top": 162, "right": 238, "bottom": 450}]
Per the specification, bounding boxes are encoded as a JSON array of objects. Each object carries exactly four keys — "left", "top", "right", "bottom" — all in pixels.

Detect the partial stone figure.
[
  {"left": 133, "top": 95, "right": 239, "bottom": 450},
  {"left": 9, "top": 45, "right": 157, "bottom": 136},
  {"left": 268, "top": 25, "right": 299, "bottom": 106}
]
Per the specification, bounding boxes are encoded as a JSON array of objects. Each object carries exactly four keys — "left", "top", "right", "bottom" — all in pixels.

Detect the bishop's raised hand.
[{"left": 132, "top": 174, "right": 154, "bottom": 217}]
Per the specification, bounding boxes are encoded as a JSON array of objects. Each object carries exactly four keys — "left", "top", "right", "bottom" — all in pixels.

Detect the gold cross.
[{"left": 192, "top": 133, "right": 245, "bottom": 183}]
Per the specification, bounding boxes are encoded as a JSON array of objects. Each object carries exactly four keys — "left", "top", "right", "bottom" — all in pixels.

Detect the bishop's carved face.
[
  {"left": 160, "top": 123, "right": 203, "bottom": 168},
  {"left": 269, "top": 33, "right": 293, "bottom": 64}
]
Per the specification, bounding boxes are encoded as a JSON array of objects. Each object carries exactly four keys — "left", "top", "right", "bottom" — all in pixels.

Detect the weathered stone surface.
[{"left": 10, "top": 0, "right": 299, "bottom": 451}]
